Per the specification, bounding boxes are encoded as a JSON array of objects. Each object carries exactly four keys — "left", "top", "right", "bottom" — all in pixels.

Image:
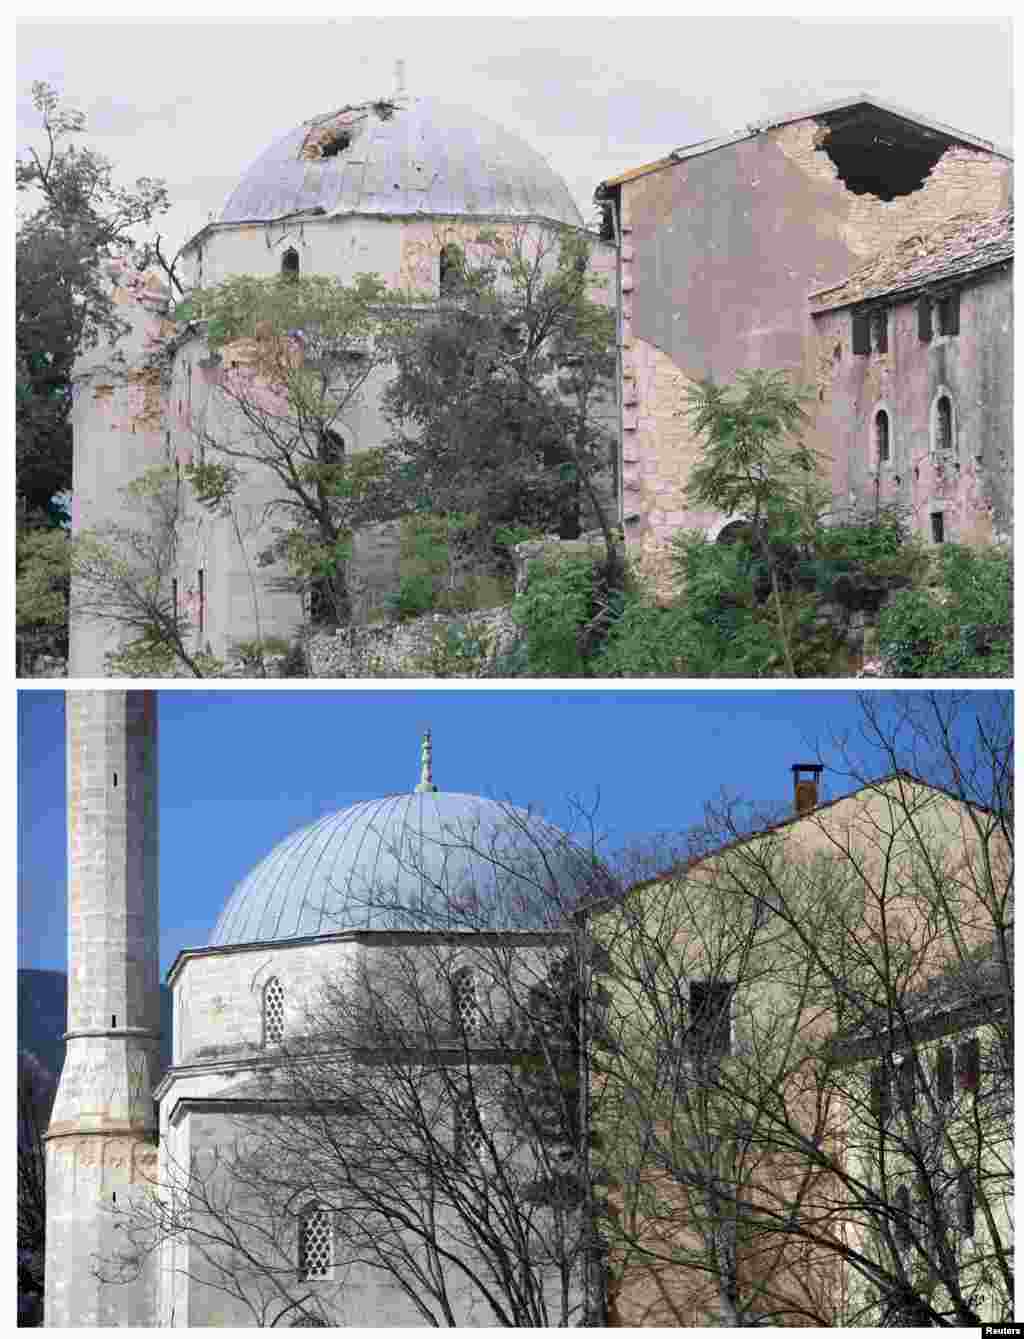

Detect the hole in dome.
[{"left": 319, "top": 130, "right": 352, "bottom": 159}]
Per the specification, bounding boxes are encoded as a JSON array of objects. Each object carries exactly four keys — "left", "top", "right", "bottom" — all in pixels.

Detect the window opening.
[
  {"left": 688, "top": 980, "right": 733, "bottom": 1061},
  {"left": 263, "top": 977, "right": 285, "bottom": 1046},
  {"left": 172, "top": 578, "right": 179, "bottom": 624},
  {"left": 918, "top": 296, "right": 933, "bottom": 343},
  {"left": 439, "top": 244, "right": 463, "bottom": 298},
  {"left": 936, "top": 290, "right": 960, "bottom": 336},
  {"left": 871, "top": 309, "right": 888, "bottom": 354},
  {"left": 198, "top": 568, "right": 206, "bottom": 637},
  {"left": 957, "top": 1171, "right": 975, "bottom": 1236},
  {"left": 452, "top": 968, "right": 480, "bottom": 1036},
  {"left": 935, "top": 396, "right": 954, "bottom": 455},
  {"left": 112, "top": 1014, "right": 117, "bottom": 1028},
  {"left": 455, "top": 1094, "right": 485, "bottom": 1162},
  {"left": 935, "top": 1046, "right": 953, "bottom": 1102},
  {"left": 870, "top": 1065, "right": 891, "bottom": 1124},
  {"left": 930, "top": 512, "right": 945, "bottom": 545},
  {"left": 956, "top": 1036, "right": 980, "bottom": 1092},
  {"left": 281, "top": 248, "right": 300, "bottom": 280},
  {"left": 317, "top": 429, "right": 344, "bottom": 466},
  {"left": 298, "top": 1204, "right": 333, "bottom": 1280},
  {"left": 852, "top": 311, "right": 871, "bottom": 356},
  {"left": 894, "top": 1184, "right": 912, "bottom": 1249},
  {"left": 875, "top": 409, "right": 890, "bottom": 464},
  {"left": 898, "top": 1055, "right": 916, "bottom": 1112}
]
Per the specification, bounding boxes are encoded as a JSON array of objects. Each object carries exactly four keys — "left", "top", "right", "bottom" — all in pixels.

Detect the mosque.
[
  {"left": 68, "top": 93, "right": 610, "bottom": 675},
  {"left": 44, "top": 692, "right": 603, "bottom": 1326}
]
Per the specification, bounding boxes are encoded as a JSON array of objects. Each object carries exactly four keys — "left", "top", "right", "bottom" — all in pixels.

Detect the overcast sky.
[{"left": 16, "top": 17, "right": 1013, "bottom": 253}]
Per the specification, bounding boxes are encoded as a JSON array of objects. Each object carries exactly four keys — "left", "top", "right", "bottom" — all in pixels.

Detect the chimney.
[{"left": 791, "top": 763, "right": 824, "bottom": 815}]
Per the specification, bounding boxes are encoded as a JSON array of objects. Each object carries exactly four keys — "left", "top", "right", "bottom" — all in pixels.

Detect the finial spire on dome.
[{"left": 415, "top": 729, "right": 438, "bottom": 793}]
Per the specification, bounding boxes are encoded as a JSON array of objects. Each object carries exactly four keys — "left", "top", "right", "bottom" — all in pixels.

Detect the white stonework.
[{"left": 47, "top": 698, "right": 590, "bottom": 1326}]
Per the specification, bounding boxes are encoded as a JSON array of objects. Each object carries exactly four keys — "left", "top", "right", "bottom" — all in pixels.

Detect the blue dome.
[
  {"left": 209, "top": 791, "right": 602, "bottom": 945},
  {"left": 220, "top": 95, "right": 583, "bottom": 227}
]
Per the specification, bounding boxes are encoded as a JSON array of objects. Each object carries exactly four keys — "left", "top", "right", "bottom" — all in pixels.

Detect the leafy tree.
[
  {"left": 680, "top": 370, "right": 820, "bottom": 676},
  {"left": 16, "top": 81, "right": 170, "bottom": 511},
  {"left": 380, "top": 226, "right": 620, "bottom": 597},
  {"left": 184, "top": 273, "right": 397, "bottom": 625},
  {"left": 16, "top": 513, "right": 70, "bottom": 674}
]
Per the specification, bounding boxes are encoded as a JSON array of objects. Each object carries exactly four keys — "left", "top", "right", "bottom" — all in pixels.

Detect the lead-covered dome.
[
  {"left": 209, "top": 786, "right": 605, "bottom": 946},
  {"left": 220, "top": 95, "right": 583, "bottom": 227}
]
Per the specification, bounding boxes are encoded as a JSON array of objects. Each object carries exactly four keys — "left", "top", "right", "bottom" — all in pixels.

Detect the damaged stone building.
[
  {"left": 595, "top": 94, "right": 1013, "bottom": 591},
  {"left": 69, "top": 95, "right": 612, "bottom": 675},
  {"left": 69, "top": 93, "right": 1012, "bottom": 672}
]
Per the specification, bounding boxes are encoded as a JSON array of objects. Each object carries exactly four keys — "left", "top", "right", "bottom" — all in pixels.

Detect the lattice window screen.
[
  {"left": 456, "top": 1095, "right": 485, "bottom": 1162},
  {"left": 452, "top": 969, "right": 480, "bottom": 1035},
  {"left": 264, "top": 977, "right": 285, "bottom": 1046},
  {"left": 299, "top": 1204, "right": 333, "bottom": 1280}
]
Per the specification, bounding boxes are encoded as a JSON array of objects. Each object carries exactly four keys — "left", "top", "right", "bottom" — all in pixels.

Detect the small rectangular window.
[
  {"left": 688, "top": 981, "right": 733, "bottom": 1061},
  {"left": 198, "top": 568, "right": 206, "bottom": 637},
  {"left": 871, "top": 1065, "right": 891, "bottom": 1124},
  {"left": 937, "top": 290, "right": 960, "bottom": 336},
  {"left": 852, "top": 312, "right": 871, "bottom": 356},
  {"left": 894, "top": 1184, "right": 912, "bottom": 1249},
  {"left": 935, "top": 1046, "right": 953, "bottom": 1102},
  {"left": 930, "top": 512, "right": 945, "bottom": 545},
  {"left": 898, "top": 1056, "right": 916, "bottom": 1111},
  {"left": 957, "top": 1036, "right": 980, "bottom": 1092},
  {"left": 917, "top": 296, "right": 933, "bottom": 342},
  {"left": 957, "top": 1170, "right": 975, "bottom": 1236},
  {"left": 871, "top": 309, "right": 888, "bottom": 354}
]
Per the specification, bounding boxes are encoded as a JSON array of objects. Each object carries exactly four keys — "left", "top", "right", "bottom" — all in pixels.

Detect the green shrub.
[
  {"left": 879, "top": 544, "right": 1012, "bottom": 677},
  {"left": 512, "top": 556, "right": 598, "bottom": 676}
]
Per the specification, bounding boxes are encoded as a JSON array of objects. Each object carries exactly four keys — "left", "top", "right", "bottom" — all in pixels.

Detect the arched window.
[
  {"left": 281, "top": 248, "right": 300, "bottom": 280},
  {"left": 874, "top": 409, "right": 890, "bottom": 465},
  {"left": 935, "top": 394, "right": 955, "bottom": 456},
  {"left": 451, "top": 967, "right": 480, "bottom": 1036},
  {"left": 263, "top": 977, "right": 285, "bottom": 1046},
  {"left": 298, "top": 1203, "right": 333, "bottom": 1280}
]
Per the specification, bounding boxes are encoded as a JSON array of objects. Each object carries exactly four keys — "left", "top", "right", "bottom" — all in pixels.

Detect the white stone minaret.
[{"left": 45, "top": 691, "right": 161, "bottom": 1327}]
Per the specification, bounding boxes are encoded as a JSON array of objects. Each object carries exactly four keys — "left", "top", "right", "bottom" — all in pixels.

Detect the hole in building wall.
[{"left": 816, "top": 106, "right": 953, "bottom": 201}]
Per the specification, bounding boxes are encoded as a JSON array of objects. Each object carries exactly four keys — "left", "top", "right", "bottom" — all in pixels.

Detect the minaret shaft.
[{"left": 45, "top": 691, "right": 160, "bottom": 1327}]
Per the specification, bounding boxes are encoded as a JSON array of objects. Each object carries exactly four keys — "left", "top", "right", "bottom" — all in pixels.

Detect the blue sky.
[{"left": 17, "top": 688, "right": 1008, "bottom": 976}]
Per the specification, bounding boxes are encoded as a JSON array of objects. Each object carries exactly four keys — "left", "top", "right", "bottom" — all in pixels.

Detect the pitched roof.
[
  {"left": 810, "top": 208, "right": 1014, "bottom": 311},
  {"left": 596, "top": 93, "right": 1010, "bottom": 195}
]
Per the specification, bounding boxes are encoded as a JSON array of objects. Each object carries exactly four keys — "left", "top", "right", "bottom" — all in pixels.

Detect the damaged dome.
[{"left": 220, "top": 95, "right": 583, "bottom": 227}]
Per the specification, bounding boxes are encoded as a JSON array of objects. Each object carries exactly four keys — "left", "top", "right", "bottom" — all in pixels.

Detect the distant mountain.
[{"left": 17, "top": 970, "right": 174, "bottom": 1080}]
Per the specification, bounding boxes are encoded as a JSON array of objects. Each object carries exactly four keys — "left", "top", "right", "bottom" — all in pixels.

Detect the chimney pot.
[{"left": 791, "top": 763, "right": 824, "bottom": 815}]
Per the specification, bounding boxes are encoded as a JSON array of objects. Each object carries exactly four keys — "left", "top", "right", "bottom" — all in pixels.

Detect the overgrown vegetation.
[
  {"left": 16, "top": 81, "right": 171, "bottom": 671},
  {"left": 509, "top": 368, "right": 1011, "bottom": 679},
  {"left": 878, "top": 544, "right": 1012, "bottom": 677}
]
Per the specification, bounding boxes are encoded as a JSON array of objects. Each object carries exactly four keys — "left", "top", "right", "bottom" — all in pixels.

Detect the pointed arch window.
[
  {"left": 281, "top": 247, "right": 300, "bottom": 280},
  {"left": 298, "top": 1203, "right": 333, "bottom": 1280},
  {"left": 263, "top": 976, "right": 285, "bottom": 1047},
  {"left": 451, "top": 967, "right": 480, "bottom": 1036}
]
